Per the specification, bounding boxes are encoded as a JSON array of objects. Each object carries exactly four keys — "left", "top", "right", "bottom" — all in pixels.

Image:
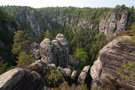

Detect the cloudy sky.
[{"left": 0, "top": 0, "right": 135, "bottom": 8}]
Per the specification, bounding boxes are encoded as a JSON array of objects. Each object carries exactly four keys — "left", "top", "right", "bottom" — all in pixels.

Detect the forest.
[{"left": 0, "top": 5, "right": 135, "bottom": 74}]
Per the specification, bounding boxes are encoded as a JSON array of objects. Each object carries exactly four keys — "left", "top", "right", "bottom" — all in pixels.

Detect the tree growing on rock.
[
  {"left": 48, "top": 69, "right": 63, "bottom": 88},
  {"left": 45, "top": 30, "right": 51, "bottom": 39}
]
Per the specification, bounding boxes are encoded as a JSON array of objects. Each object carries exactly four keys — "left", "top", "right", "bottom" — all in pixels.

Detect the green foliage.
[
  {"left": 0, "top": 57, "right": 8, "bottom": 74},
  {"left": 12, "top": 31, "right": 34, "bottom": 68},
  {"left": 74, "top": 48, "right": 89, "bottom": 69},
  {"left": 109, "top": 30, "right": 135, "bottom": 41},
  {"left": 121, "top": 35, "right": 135, "bottom": 44},
  {"left": 117, "top": 62, "right": 135, "bottom": 82},
  {"left": 58, "top": 81, "right": 70, "bottom": 90},
  {"left": 2, "top": 5, "right": 135, "bottom": 75},
  {"left": 16, "top": 52, "right": 34, "bottom": 68},
  {"left": 45, "top": 30, "right": 51, "bottom": 39},
  {"left": 12, "top": 31, "right": 32, "bottom": 54},
  {"left": 0, "top": 56, "right": 16, "bottom": 74},
  {"left": 48, "top": 69, "right": 63, "bottom": 87},
  {"left": 50, "top": 81, "right": 88, "bottom": 90}
]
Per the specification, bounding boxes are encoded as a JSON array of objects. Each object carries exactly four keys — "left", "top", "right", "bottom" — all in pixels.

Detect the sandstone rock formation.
[
  {"left": 116, "top": 11, "right": 128, "bottom": 33},
  {"left": 0, "top": 68, "right": 47, "bottom": 90},
  {"left": 78, "top": 65, "right": 91, "bottom": 84},
  {"left": 91, "top": 36, "right": 135, "bottom": 90},
  {"left": 69, "top": 55, "right": 81, "bottom": 69},
  {"left": 40, "top": 38, "right": 57, "bottom": 65},
  {"left": 71, "top": 70, "right": 78, "bottom": 81},
  {"left": 0, "top": 59, "right": 66, "bottom": 90},
  {"left": 31, "top": 42, "right": 41, "bottom": 60},
  {"left": 40, "top": 33, "right": 69, "bottom": 68},
  {"left": 99, "top": 11, "right": 128, "bottom": 39},
  {"left": 64, "top": 68, "right": 71, "bottom": 77},
  {"left": 52, "top": 16, "right": 93, "bottom": 31}
]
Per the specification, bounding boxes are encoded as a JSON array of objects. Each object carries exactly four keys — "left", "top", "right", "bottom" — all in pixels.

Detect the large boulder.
[
  {"left": 64, "top": 68, "right": 71, "bottom": 77},
  {"left": 71, "top": 70, "right": 78, "bottom": 80},
  {"left": 0, "top": 68, "right": 46, "bottom": 90},
  {"left": 78, "top": 65, "right": 91, "bottom": 84},
  {"left": 40, "top": 33, "right": 69, "bottom": 68},
  {"left": 71, "top": 70, "right": 78, "bottom": 83},
  {"left": 91, "top": 36, "right": 135, "bottom": 90}
]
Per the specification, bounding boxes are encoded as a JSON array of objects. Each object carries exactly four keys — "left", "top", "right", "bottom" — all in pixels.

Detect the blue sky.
[{"left": 0, "top": 0, "right": 135, "bottom": 8}]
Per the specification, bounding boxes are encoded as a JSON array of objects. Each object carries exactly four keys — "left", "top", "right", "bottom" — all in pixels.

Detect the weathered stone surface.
[
  {"left": 47, "top": 63, "right": 56, "bottom": 69},
  {"left": 82, "top": 65, "right": 90, "bottom": 73},
  {"left": 116, "top": 11, "right": 128, "bottom": 33},
  {"left": 55, "top": 33, "right": 68, "bottom": 52},
  {"left": 78, "top": 65, "right": 90, "bottom": 84},
  {"left": 64, "top": 68, "right": 71, "bottom": 77},
  {"left": 52, "top": 16, "right": 93, "bottom": 31},
  {"left": 52, "top": 39, "right": 68, "bottom": 67},
  {"left": 58, "top": 67, "right": 66, "bottom": 76},
  {"left": 40, "top": 38, "right": 57, "bottom": 65},
  {"left": 0, "top": 68, "right": 46, "bottom": 90},
  {"left": 99, "top": 11, "right": 128, "bottom": 39},
  {"left": 26, "top": 14, "right": 43, "bottom": 36},
  {"left": 71, "top": 70, "right": 78, "bottom": 80},
  {"left": 78, "top": 72, "right": 87, "bottom": 84},
  {"left": 40, "top": 33, "right": 69, "bottom": 67},
  {"left": 69, "top": 55, "right": 80, "bottom": 69},
  {"left": 31, "top": 42, "right": 41, "bottom": 60},
  {"left": 91, "top": 36, "right": 135, "bottom": 90}
]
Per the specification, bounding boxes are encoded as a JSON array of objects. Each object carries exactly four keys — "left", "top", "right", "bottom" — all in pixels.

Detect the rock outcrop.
[
  {"left": 99, "top": 11, "right": 128, "bottom": 39},
  {"left": 0, "top": 68, "right": 47, "bottom": 90},
  {"left": 52, "top": 16, "right": 93, "bottom": 31},
  {"left": 69, "top": 55, "right": 81, "bottom": 69},
  {"left": 71, "top": 70, "right": 78, "bottom": 82},
  {"left": 31, "top": 42, "right": 41, "bottom": 60},
  {"left": 91, "top": 36, "right": 135, "bottom": 90},
  {"left": 40, "top": 33, "right": 69, "bottom": 68},
  {"left": 78, "top": 65, "right": 91, "bottom": 84}
]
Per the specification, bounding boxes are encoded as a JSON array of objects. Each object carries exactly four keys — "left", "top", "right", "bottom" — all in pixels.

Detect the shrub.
[
  {"left": 48, "top": 69, "right": 63, "bottom": 87},
  {"left": 121, "top": 35, "right": 135, "bottom": 44},
  {"left": 117, "top": 61, "right": 135, "bottom": 82}
]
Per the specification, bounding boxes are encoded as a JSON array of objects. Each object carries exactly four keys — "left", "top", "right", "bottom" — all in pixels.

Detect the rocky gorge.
[
  {"left": 0, "top": 33, "right": 91, "bottom": 90},
  {"left": 1, "top": 33, "right": 135, "bottom": 90},
  {"left": 1, "top": 5, "right": 135, "bottom": 90}
]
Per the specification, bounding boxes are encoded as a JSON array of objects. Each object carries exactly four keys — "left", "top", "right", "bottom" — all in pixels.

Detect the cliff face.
[
  {"left": 3, "top": 7, "right": 44, "bottom": 36},
  {"left": 91, "top": 36, "right": 135, "bottom": 90},
  {"left": 99, "top": 11, "right": 128, "bottom": 39},
  {"left": 52, "top": 16, "right": 93, "bottom": 31},
  {"left": 17, "top": 13, "right": 43, "bottom": 36}
]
